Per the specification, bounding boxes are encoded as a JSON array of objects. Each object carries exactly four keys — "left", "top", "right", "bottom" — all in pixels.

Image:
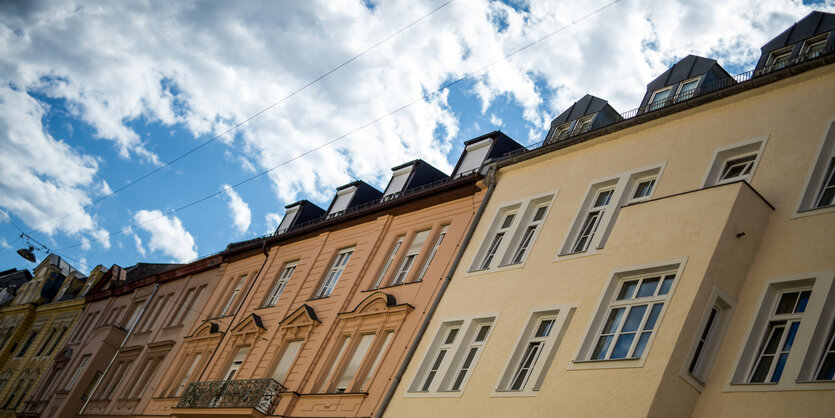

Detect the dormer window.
[
  {"left": 574, "top": 115, "right": 594, "bottom": 135},
  {"left": 455, "top": 139, "right": 493, "bottom": 178},
  {"left": 382, "top": 167, "right": 412, "bottom": 202},
  {"left": 675, "top": 76, "right": 701, "bottom": 102},
  {"left": 276, "top": 206, "right": 300, "bottom": 234},
  {"left": 328, "top": 186, "right": 357, "bottom": 218},
  {"left": 802, "top": 33, "right": 829, "bottom": 59},
  {"left": 648, "top": 87, "right": 672, "bottom": 111},
  {"left": 767, "top": 47, "right": 793, "bottom": 71}
]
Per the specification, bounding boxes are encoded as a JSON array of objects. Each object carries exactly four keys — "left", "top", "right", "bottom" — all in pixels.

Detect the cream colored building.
[{"left": 384, "top": 12, "right": 835, "bottom": 418}]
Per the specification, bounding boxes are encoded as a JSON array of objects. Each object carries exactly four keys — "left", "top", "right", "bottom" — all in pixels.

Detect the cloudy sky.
[{"left": 1, "top": 0, "right": 832, "bottom": 272}]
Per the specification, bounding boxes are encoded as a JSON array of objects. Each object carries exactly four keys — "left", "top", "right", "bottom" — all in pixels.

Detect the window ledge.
[
  {"left": 490, "top": 389, "right": 539, "bottom": 398},
  {"left": 161, "top": 324, "right": 184, "bottom": 331},
  {"left": 553, "top": 249, "right": 601, "bottom": 263},
  {"left": 791, "top": 203, "right": 835, "bottom": 219},
  {"left": 568, "top": 356, "right": 645, "bottom": 370},
  {"left": 305, "top": 296, "right": 331, "bottom": 302},
  {"left": 402, "top": 390, "right": 463, "bottom": 398}
]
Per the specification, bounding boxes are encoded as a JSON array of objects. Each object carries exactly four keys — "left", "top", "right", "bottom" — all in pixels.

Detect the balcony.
[{"left": 176, "top": 378, "right": 286, "bottom": 416}]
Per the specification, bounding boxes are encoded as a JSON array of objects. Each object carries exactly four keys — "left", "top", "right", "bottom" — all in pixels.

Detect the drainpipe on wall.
[
  {"left": 374, "top": 163, "right": 499, "bottom": 418},
  {"left": 194, "top": 238, "right": 271, "bottom": 383},
  {"left": 78, "top": 283, "right": 159, "bottom": 415}
]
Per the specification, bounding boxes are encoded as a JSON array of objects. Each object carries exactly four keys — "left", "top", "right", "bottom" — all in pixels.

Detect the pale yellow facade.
[{"left": 384, "top": 63, "right": 835, "bottom": 416}]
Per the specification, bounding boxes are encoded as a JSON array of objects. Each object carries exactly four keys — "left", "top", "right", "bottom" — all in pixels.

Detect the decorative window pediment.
[
  {"left": 279, "top": 304, "right": 320, "bottom": 330},
  {"left": 338, "top": 292, "right": 413, "bottom": 320},
  {"left": 231, "top": 313, "right": 267, "bottom": 337}
]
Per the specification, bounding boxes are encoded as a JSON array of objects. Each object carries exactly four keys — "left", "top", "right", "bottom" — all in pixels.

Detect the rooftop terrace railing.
[
  {"left": 504, "top": 44, "right": 835, "bottom": 159},
  {"left": 177, "top": 378, "right": 286, "bottom": 415}
]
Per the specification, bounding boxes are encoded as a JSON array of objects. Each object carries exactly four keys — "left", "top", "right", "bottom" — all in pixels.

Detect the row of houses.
[{"left": 0, "top": 11, "right": 833, "bottom": 418}]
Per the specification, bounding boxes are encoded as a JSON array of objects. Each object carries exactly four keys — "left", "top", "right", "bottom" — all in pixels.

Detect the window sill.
[
  {"left": 161, "top": 324, "right": 184, "bottom": 331},
  {"left": 490, "top": 389, "right": 539, "bottom": 398},
  {"left": 403, "top": 390, "right": 464, "bottom": 398},
  {"left": 568, "top": 356, "right": 645, "bottom": 370},
  {"left": 791, "top": 203, "right": 835, "bottom": 219},
  {"left": 553, "top": 249, "right": 601, "bottom": 263},
  {"left": 305, "top": 296, "right": 331, "bottom": 302}
]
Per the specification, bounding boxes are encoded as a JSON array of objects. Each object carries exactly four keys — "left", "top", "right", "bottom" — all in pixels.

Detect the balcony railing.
[{"left": 176, "top": 378, "right": 286, "bottom": 415}]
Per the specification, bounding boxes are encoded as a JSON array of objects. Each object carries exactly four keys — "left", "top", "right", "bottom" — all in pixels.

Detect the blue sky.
[{"left": 1, "top": 0, "right": 833, "bottom": 273}]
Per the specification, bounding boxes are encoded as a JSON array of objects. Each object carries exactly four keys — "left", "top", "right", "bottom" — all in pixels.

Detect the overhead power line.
[
  {"left": 55, "top": 0, "right": 624, "bottom": 252},
  {"left": 22, "top": 0, "right": 457, "bottom": 238}
]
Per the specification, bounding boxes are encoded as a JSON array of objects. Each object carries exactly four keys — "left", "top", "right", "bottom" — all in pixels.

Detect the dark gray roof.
[
  {"left": 639, "top": 55, "right": 733, "bottom": 109},
  {"left": 550, "top": 95, "right": 613, "bottom": 126},
  {"left": 384, "top": 159, "right": 448, "bottom": 194},
  {"left": 755, "top": 11, "right": 835, "bottom": 72},
  {"left": 124, "top": 263, "right": 183, "bottom": 283},
  {"left": 0, "top": 268, "right": 31, "bottom": 288}
]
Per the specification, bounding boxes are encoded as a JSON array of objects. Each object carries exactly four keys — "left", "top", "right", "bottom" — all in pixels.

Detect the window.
[
  {"left": 748, "top": 288, "right": 810, "bottom": 383},
  {"left": 335, "top": 334, "right": 375, "bottom": 392},
  {"left": 271, "top": 341, "right": 302, "bottom": 384},
  {"left": 729, "top": 272, "right": 835, "bottom": 390},
  {"left": 479, "top": 212, "right": 516, "bottom": 270},
  {"left": 815, "top": 317, "right": 835, "bottom": 381},
  {"left": 127, "top": 346, "right": 171, "bottom": 399},
  {"left": 560, "top": 166, "right": 661, "bottom": 257},
  {"left": 550, "top": 123, "right": 571, "bottom": 141},
  {"left": 45, "top": 326, "right": 67, "bottom": 356},
  {"left": 65, "top": 355, "right": 90, "bottom": 390},
  {"left": 798, "top": 121, "right": 835, "bottom": 212},
  {"left": 450, "top": 323, "right": 492, "bottom": 391},
  {"left": 319, "top": 337, "right": 351, "bottom": 392},
  {"left": 703, "top": 137, "right": 766, "bottom": 187},
  {"left": 497, "top": 308, "right": 572, "bottom": 393},
  {"left": 171, "top": 352, "right": 203, "bottom": 396},
  {"left": 573, "top": 115, "right": 594, "bottom": 135},
  {"left": 682, "top": 288, "right": 735, "bottom": 387},
  {"left": 409, "top": 316, "right": 497, "bottom": 394},
  {"left": 96, "top": 357, "right": 135, "bottom": 399},
  {"left": 82, "top": 372, "right": 102, "bottom": 400},
  {"left": 509, "top": 205, "right": 548, "bottom": 264},
  {"left": 16, "top": 330, "right": 38, "bottom": 357},
  {"left": 572, "top": 188, "right": 613, "bottom": 253},
  {"left": 802, "top": 33, "right": 829, "bottom": 59},
  {"left": 767, "top": 46, "right": 793, "bottom": 70},
  {"left": 647, "top": 86, "right": 672, "bottom": 111},
  {"left": 383, "top": 167, "right": 412, "bottom": 201},
  {"left": 223, "top": 346, "right": 250, "bottom": 381},
  {"left": 264, "top": 263, "right": 297, "bottom": 307},
  {"left": 315, "top": 247, "right": 354, "bottom": 298},
  {"left": 168, "top": 286, "right": 205, "bottom": 327},
  {"left": 219, "top": 275, "right": 247, "bottom": 317},
  {"left": 373, "top": 237, "right": 403, "bottom": 289},
  {"left": 454, "top": 139, "right": 493, "bottom": 177},
  {"left": 391, "top": 230, "right": 430, "bottom": 285},
  {"left": 416, "top": 225, "right": 448, "bottom": 282},
  {"left": 35, "top": 327, "right": 57, "bottom": 357},
  {"left": 591, "top": 273, "right": 675, "bottom": 360},
  {"left": 414, "top": 325, "right": 460, "bottom": 392},
  {"left": 137, "top": 293, "right": 173, "bottom": 333},
  {"left": 575, "top": 261, "right": 684, "bottom": 366},
  {"left": 675, "top": 76, "right": 701, "bottom": 102},
  {"left": 360, "top": 331, "right": 393, "bottom": 391}
]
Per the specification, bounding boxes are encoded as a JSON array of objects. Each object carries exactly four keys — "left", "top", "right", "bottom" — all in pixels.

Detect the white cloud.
[
  {"left": 221, "top": 185, "right": 252, "bottom": 234},
  {"left": 264, "top": 212, "right": 282, "bottom": 234},
  {"left": 0, "top": 0, "right": 829, "bottom": 256},
  {"left": 133, "top": 233, "right": 147, "bottom": 257},
  {"left": 133, "top": 210, "right": 197, "bottom": 262},
  {"left": 0, "top": 86, "right": 108, "bottom": 247},
  {"left": 100, "top": 180, "right": 112, "bottom": 196}
]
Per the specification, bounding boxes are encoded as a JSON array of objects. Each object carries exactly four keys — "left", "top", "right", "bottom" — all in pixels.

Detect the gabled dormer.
[
  {"left": 545, "top": 94, "right": 622, "bottom": 144},
  {"left": 381, "top": 159, "right": 448, "bottom": 202},
  {"left": 275, "top": 200, "right": 326, "bottom": 235},
  {"left": 755, "top": 11, "right": 835, "bottom": 74},
  {"left": 451, "top": 131, "right": 523, "bottom": 178},
  {"left": 326, "top": 180, "right": 383, "bottom": 218},
  {"left": 640, "top": 55, "right": 733, "bottom": 112}
]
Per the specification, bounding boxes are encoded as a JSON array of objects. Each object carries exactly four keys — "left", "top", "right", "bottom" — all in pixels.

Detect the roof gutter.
[{"left": 373, "top": 163, "right": 499, "bottom": 418}]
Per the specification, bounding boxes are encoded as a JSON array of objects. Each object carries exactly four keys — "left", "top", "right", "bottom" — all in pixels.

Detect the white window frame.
[
  {"left": 219, "top": 275, "right": 248, "bottom": 317},
  {"left": 65, "top": 354, "right": 90, "bottom": 390},
  {"left": 263, "top": 261, "right": 298, "bottom": 307},
  {"left": 767, "top": 46, "right": 794, "bottom": 70},
  {"left": 674, "top": 76, "right": 701, "bottom": 103},
  {"left": 647, "top": 86, "right": 672, "bottom": 111},
  {"left": 373, "top": 236, "right": 403, "bottom": 289},
  {"left": 572, "top": 115, "right": 594, "bottom": 135},
  {"left": 558, "top": 164, "right": 663, "bottom": 258},
  {"left": 680, "top": 287, "right": 736, "bottom": 390},
  {"left": 315, "top": 247, "right": 355, "bottom": 298},
  {"left": 390, "top": 229, "right": 431, "bottom": 286},
  {"left": 416, "top": 225, "right": 449, "bottom": 282},
  {"left": 507, "top": 204, "right": 550, "bottom": 265},
  {"left": 470, "top": 191, "right": 557, "bottom": 273},
  {"left": 727, "top": 270, "right": 835, "bottom": 391},
  {"left": 407, "top": 314, "right": 498, "bottom": 397},
  {"left": 796, "top": 119, "right": 835, "bottom": 216},
  {"left": 270, "top": 340, "right": 303, "bottom": 385},
  {"left": 571, "top": 259, "right": 686, "bottom": 370},
  {"left": 494, "top": 306, "right": 573, "bottom": 396},
  {"left": 801, "top": 33, "right": 829, "bottom": 59},
  {"left": 702, "top": 136, "right": 768, "bottom": 187}
]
